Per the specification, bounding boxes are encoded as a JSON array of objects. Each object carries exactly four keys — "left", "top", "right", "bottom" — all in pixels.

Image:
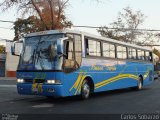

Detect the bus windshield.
[{"left": 18, "top": 34, "right": 63, "bottom": 70}]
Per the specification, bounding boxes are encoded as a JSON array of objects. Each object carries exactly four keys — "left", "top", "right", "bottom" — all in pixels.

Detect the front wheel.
[{"left": 81, "top": 80, "right": 90, "bottom": 99}]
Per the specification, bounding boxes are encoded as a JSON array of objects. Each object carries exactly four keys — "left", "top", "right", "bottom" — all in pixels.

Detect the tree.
[
  {"left": 0, "top": 0, "right": 72, "bottom": 41},
  {"left": 97, "top": 7, "right": 160, "bottom": 45},
  {"left": 0, "top": 0, "right": 72, "bottom": 30},
  {"left": 13, "top": 16, "right": 43, "bottom": 41},
  {"left": 13, "top": 15, "right": 72, "bottom": 41},
  {"left": 0, "top": 45, "right": 5, "bottom": 54}
]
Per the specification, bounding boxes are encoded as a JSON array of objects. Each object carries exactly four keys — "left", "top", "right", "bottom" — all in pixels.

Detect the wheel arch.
[{"left": 84, "top": 76, "right": 95, "bottom": 93}]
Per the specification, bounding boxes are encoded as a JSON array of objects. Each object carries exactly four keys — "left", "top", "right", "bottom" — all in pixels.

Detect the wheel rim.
[{"left": 82, "top": 82, "right": 90, "bottom": 98}]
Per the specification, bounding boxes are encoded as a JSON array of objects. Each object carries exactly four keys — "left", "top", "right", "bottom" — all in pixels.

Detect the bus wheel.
[
  {"left": 81, "top": 80, "right": 90, "bottom": 99},
  {"left": 137, "top": 76, "right": 143, "bottom": 90}
]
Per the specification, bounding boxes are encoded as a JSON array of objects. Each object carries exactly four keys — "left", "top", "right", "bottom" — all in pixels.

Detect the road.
[{"left": 0, "top": 78, "right": 160, "bottom": 119}]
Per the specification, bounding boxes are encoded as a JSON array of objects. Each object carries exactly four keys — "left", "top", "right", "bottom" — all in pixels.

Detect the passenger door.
[{"left": 63, "top": 34, "right": 82, "bottom": 73}]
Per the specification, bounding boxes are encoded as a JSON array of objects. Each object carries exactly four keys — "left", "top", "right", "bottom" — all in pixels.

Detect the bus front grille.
[
  {"left": 34, "top": 79, "right": 45, "bottom": 83},
  {"left": 24, "top": 79, "right": 45, "bottom": 83}
]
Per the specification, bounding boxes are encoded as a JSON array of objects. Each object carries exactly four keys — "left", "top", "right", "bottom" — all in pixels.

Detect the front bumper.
[{"left": 17, "top": 83, "right": 64, "bottom": 97}]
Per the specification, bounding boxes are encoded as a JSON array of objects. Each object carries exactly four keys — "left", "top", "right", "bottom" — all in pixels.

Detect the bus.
[{"left": 12, "top": 30, "right": 154, "bottom": 99}]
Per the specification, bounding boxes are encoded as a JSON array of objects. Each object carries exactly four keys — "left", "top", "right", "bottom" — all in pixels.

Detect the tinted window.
[
  {"left": 145, "top": 51, "right": 152, "bottom": 61},
  {"left": 128, "top": 48, "right": 137, "bottom": 59},
  {"left": 117, "top": 46, "right": 127, "bottom": 59},
  {"left": 67, "top": 41, "right": 74, "bottom": 60},
  {"left": 103, "top": 42, "right": 115, "bottom": 58},
  {"left": 87, "top": 39, "right": 101, "bottom": 56},
  {"left": 74, "top": 35, "right": 82, "bottom": 65},
  {"left": 137, "top": 50, "right": 145, "bottom": 60}
]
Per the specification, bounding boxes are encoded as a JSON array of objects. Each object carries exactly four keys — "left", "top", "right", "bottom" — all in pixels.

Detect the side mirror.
[{"left": 11, "top": 41, "right": 23, "bottom": 56}]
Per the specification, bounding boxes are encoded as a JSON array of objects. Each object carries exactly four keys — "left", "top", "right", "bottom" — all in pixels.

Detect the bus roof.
[{"left": 26, "top": 29, "right": 152, "bottom": 51}]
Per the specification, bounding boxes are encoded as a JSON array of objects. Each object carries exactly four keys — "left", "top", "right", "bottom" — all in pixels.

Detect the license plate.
[
  {"left": 32, "top": 83, "right": 43, "bottom": 93},
  {"left": 32, "top": 83, "right": 38, "bottom": 92},
  {"left": 32, "top": 88, "right": 38, "bottom": 92}
]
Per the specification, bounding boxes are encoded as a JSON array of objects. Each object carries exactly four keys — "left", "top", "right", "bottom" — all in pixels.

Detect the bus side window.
[
  {"left": 85, "top": 39, "right": 89, "bottom": 55},
  {"left": 63, "top": 40, "right": 75, "bottom": 73},
  {"left": 128, "top": 48, "right": 136, "bottom": 60},
  {"left": 103, "top": 42, "right": 115, "bottom": 58},
  {"left": 137, "top": 50, "right": 145, "bottom": 60},
  {"left": 87, "top": 39, "right": 101, "bottom": 56},
  {"left": 74, "top": 35, "right": 82, "bottom": 68},
  {"left": 149, "top": 52, "right": 153, "bottom": 62},
  {"left": 66, "top": 41, "right": 74, "bottom": 60},
  {"left": 145, "top": 51, "right": 150, "bottom": 61},
  {"left": 63, "top": 35, "right": 82, "bottom": 73},
  {"left": 117, "top": 46, "right": 127, "bottom": 59}
]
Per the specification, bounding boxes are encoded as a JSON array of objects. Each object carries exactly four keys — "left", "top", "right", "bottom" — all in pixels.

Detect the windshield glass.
[{"left": 18, "top": 34, "right": 63, "bottom": 70}]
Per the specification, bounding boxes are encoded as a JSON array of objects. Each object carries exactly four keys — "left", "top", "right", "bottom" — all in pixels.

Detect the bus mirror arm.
[
  {"left": 58, "top": 52, "right": 67, "bottom": 58},
  {"left": 11, "top": 41, "right": 20, "bottom": 56},
  {"left": 11, "top": 40, "right": 23, "bottom": 56}
]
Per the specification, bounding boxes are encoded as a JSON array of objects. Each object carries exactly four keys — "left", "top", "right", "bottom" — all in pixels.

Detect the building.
[
  {"left": 0, "top": 53, "right": 6, "bottom": 77},
  {"left": 5, "top": 41, "right": 19, "bottom": 77}
]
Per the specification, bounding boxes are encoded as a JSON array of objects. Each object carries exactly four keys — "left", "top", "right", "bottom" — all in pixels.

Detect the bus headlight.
[
  {"left": 17, "top": 79, "right": 24, "bottom": 83},
  {"left": 46, "top": 80, "right": 61, "bottom": 84}
]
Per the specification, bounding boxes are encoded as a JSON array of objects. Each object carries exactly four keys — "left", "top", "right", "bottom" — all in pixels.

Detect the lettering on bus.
[
  {"left": 90, "top": 64, "right": 117, "bottom": 71},
  {"left": 91, "top": 64, "right": 104, "bottom": 71},
  {"left": 106, "top": 66, "right": 117, "bottom": 71},
  {"left": 34, "top": 73, "right": 46, "bottom": 79}
]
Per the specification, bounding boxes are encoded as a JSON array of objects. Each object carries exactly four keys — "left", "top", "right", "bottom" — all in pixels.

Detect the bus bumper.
[{"left": 17, "top": 83, "right": 65, "bottom": 97}]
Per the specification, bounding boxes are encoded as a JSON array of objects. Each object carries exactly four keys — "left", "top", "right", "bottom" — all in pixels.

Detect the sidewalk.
[{"left": 0, "top": 77, "right": 16, "bottom": 80}]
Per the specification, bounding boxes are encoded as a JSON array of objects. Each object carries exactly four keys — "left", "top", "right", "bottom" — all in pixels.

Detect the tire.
[
  {"left": 81, "top": 80, "right": 90, "bottom": 99},
  {"left": 137, "top": 76, "right": 143, "bottom": 90}
]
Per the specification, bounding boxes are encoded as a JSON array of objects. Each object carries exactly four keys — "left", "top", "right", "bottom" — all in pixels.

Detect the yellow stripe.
[
  {"left": 78, "top": 75, "right": 87, "bottom": 93},
  {"left": 69, "top": 73, "right": 83, "bottom": 92},
  {"left": 95, "top": 74, "right": 135, "bottom": 87},
  {"left": 95, "top": 71, "right": 149, "bottom": 89},
  {"left": 74, "top": 75, "right": 86, "bottom": 95},
  {"left": 95, "top": 76, "right": 138, "bottom": 89},
  {"left": 96, "top": 76, "right": 130, "bottom": 89},
  {"left": 95, "top": 74, "right": 139, "bottom": 89},
  {"left": 70, "top": 70, "right": 150, "bottom": 93}
]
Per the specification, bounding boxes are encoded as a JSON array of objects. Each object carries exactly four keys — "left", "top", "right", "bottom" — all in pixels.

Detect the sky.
[{"left": 1, "top": 0, "right": 160, "bottom": 45}]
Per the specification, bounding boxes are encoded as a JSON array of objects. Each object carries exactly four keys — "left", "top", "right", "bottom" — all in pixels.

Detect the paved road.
[{"left": 0, "top": 78, "right": 160, "bottom": 115}]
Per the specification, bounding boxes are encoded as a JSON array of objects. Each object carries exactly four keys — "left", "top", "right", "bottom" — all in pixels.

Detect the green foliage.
[
  {"left": 0, "top": 0, "right": 72, "bottom": 41},
  {"left": 0, "top": 45, "right": 5, "bottom": 54},
  {"left": 13, "top": 16, "right": 46, "bottom": 41}
]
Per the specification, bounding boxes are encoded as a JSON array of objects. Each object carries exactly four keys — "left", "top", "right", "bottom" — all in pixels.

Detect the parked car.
[
  {"left": 158, "top": 71, "right": 160, "bottom": 77},
  {"left": 154, "top": 72, "right": 159, "bottom": 80}
]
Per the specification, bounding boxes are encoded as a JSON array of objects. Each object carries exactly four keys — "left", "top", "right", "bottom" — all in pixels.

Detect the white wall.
[
  {"left": 5, "top": 41, "right": 20, "bottom": 73},
  {"left": 5, "top": 52, "right": 19, "bottom": 71}
]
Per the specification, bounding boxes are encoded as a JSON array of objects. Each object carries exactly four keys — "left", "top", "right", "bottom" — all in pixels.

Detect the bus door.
[{"left": 62, "top": 35, "right": 82, "bottom": 73}]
